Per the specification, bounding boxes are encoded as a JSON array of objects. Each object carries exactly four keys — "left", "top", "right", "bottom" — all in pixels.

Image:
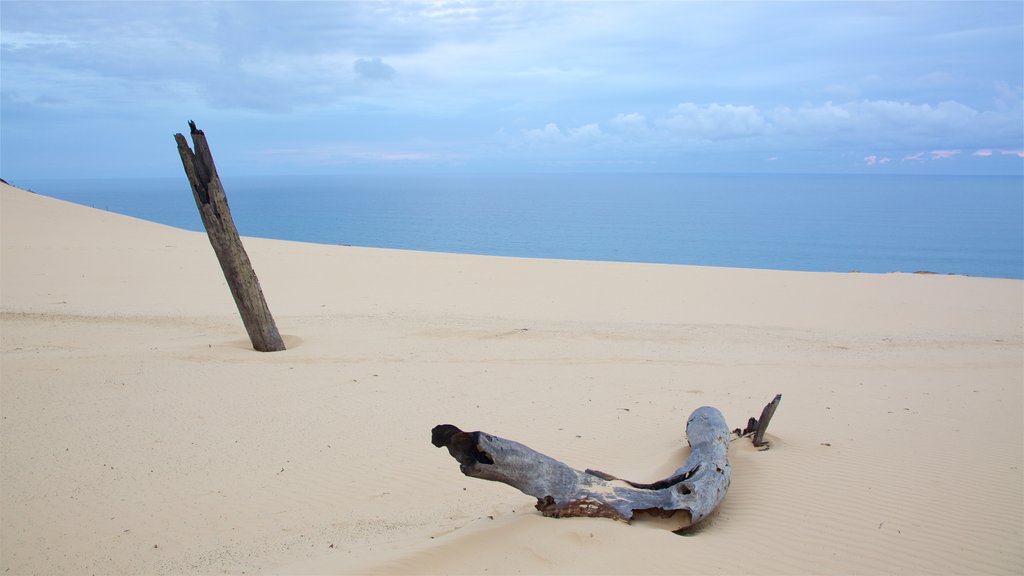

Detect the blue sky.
[{"left": 2, "top": 0, "right": 1022, "bottom": 178}]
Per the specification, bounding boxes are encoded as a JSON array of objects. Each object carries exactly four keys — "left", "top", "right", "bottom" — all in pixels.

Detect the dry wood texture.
[
  {"left": 174, "top": 121, "right": 285, "bottom": 352},
  {"left": 433, "top": 405, "right": 733, "bottom": 530}
]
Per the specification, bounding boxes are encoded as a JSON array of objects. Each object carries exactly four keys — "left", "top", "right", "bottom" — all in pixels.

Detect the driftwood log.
[
  {"left": 174, "top": 121, "right": 285, "bottom": 352},
  {"left": 433, "top": 406, "right": 732, "bottom": 530}
]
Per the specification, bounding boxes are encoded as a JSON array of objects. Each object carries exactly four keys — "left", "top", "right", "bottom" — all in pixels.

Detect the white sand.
[{"left": 1, "top": 182, "right": 1021, "bottom": 575}]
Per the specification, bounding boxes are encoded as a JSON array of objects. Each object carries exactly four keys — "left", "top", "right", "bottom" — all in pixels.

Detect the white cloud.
[
  {"left": 653, "top": 98, "right": 1008, "bottom": 144},
  {"left": 852, "top": 100, "right": 978, "bottom": 130},
  {"left": 767, "top": 99, "right": 985, "bottom": 138},
  {"left": 609, "top": 112, "right": 648, "bottom": 134},
  {"left": 522, "top": 122, "right": 604, "bottom": 145},
  {"left": 660, "top": 103, "right": 766, "bottom": 139},
  {"left": 522, "top": 123, "right": 565, "bottom": 144},
  {"left": 517, "top": 96, "right": 1021, "bottom": 164},
  {"left": 419, "top": 1, "right": 481, "bottom": 20},
  {"left": 567, "top": 123, "right": 602, "bottom": 142},
  {"left": 0, "top": 30, "right": 83, "bottom": 50},
  {"left": 259, "top": 143, "right": 450, "bottom": 166},
  {"left": 769, "top": 102, "right": 854, "bottom": 134}
]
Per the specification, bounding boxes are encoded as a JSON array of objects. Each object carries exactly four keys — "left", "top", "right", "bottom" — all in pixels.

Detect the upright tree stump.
[{"left": 174, "top": 121, "right": 286, "bottom": 352}]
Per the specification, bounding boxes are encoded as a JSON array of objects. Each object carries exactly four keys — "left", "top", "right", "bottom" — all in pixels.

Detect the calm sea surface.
[{"left": 14, "top": 173, "right": 1024, "bottom": 278}]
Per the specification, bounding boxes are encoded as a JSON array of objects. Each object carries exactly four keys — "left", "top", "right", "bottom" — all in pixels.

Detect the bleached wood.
[{"left": 433, "top": 406, "right": 732, "bottom": 529}]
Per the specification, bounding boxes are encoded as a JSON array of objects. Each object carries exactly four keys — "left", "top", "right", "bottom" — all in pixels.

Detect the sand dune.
[{"left": 1, "top": 182, "right": 1021, "bottom": 575}]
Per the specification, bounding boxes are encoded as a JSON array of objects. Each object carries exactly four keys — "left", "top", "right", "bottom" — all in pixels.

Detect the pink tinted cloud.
[
  {"left": 879, "top": 157, "right": 891, "bottom": 164},
  {"left": 976, "top": 149, "right": 1024, "bottom": 158},
  {"left": 930, "top": 149, "right": 961, "bottom": 160},
  {"left": 864, "top": 155, "right": 877, "bottom": 166},
  {"left": 902, "top": 152, "right": 925, "bottom": 162}
]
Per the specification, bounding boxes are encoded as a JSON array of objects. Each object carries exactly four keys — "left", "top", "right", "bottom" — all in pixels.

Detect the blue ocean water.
[{"left": 12, "top": 173, "right": 1024, "bottom": 278}]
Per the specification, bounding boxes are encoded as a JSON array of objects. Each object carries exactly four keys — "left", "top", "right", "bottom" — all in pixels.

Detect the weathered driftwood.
[
  {"left": 174, "top": 121, "right": 285, "bottom": 352},
  {"left": 735, "top": 393, "right": 782, "bottom": 449},
  {"left": 432, "top": 406, "right": 732, "bottom": 530},
  {"left": 752, "top": 393, "right": 782, "bottom": 448}
]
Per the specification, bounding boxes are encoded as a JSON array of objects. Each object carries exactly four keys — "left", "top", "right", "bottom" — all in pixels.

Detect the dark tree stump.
[
  {"left": 752, "top": 394, "right": 782, "bottom": 448},
  {"left": 174, "top": 121, "right": 285, "bottom": 352}
]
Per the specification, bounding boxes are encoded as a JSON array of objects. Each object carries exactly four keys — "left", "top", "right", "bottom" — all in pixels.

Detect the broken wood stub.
[
  {"left": 174, "top": 121, "right": 285, "bottom": 352},
  {"left": 734, "top": 393, "right": 782, "bottom": 449},
  {"left": 432, "top": 406, "right": 732, "bottom": 529},
  {"left": 752, "top": 393, "right": 782, "bottom": 448}
]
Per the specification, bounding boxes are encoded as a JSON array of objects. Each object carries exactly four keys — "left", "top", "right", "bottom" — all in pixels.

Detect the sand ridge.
[{"left": 1, "top": 183, "right": 1022, "bottom": 574}]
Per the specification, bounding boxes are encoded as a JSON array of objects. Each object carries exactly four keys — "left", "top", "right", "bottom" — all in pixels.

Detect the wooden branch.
[
  {"left": 174, "top": 121, "right": 286, "bottom": 352},
  {"left": 432, "top": 406, "right": 732, "bottom": 530},
  {"left": 734, "top": 394, "right": 782, "bottom": 449},
  {"left": 752, "top": 393, "right": 782, "bottom": 448}
]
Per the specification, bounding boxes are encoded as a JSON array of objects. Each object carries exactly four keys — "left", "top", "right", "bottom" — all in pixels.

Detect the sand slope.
[{"left": 1, "top": 182, "right": 1022, "bottom": 575}]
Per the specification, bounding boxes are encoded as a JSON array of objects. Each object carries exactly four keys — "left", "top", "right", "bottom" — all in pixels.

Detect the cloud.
[
  {"left": 661, "top": 103, "right": 766, "bottom": 139},
  {"left": 650, "top": 98, "right": 1013, "bottom": 149},
  {"left": 993, "top": 81, "right": 1023, "bottom": 112},
  {"left": 769, "top": 102, "right": 853, "bottom": 134},
  {"left": 974, "top": 148, "right": 1024, "bottom": 158},
  {"left": 354, "top": 57, "right": 396, "bottom": 81},
  {"left": 517, "top": 97, "right": 1021, "bottom": 169},
  {"left": 522, "top": 123, "right": 565, "bottom": 144},
  {"left": 859, "top": 100, "right": 978, "bottom": 130},
  {"left": 3, "top": 1, "right": 1023, "bottom": 176},
  {"left": 568, "top": 123, "right": 602, "bottom": 141},
  {"left": 418, "top": 0, "right": 481, "bottom": 20},
  {"left": 768, "top": 100, "right": 986, "bottom": 140},
  {"left": 609, "top": 112, "right": 648, "bottom": 133},
  {"left": 902, "top": 150, "right": 963, "bottom": 162},
  {"left": 260, "top": 143, "right": 446, "bottom": 165},
  {"left": 0, "top": 30, "right": 82, "bottom": 50},
  {"left": 521, "top": 122, "right": 604, "bottom": 145}
]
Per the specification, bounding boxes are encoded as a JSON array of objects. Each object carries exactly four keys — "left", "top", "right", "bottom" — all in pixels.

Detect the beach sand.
[{"left": 1, "top": 181, "right": 1021, "bottom": 575}]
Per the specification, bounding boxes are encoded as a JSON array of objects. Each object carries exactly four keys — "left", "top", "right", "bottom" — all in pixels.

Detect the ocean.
[{"left": 12, "top": 173, "right": 1024, "bottom": 279}]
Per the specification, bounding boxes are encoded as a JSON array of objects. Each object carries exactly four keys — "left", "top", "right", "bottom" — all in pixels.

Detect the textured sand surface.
[{"left": 2, "top": 183, "right": 1021, "bottom": 575}]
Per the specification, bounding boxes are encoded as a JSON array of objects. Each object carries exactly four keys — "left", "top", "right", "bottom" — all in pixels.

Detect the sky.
[{"left": 1, "top": 0, "right": 1023, "bottom": 178}]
